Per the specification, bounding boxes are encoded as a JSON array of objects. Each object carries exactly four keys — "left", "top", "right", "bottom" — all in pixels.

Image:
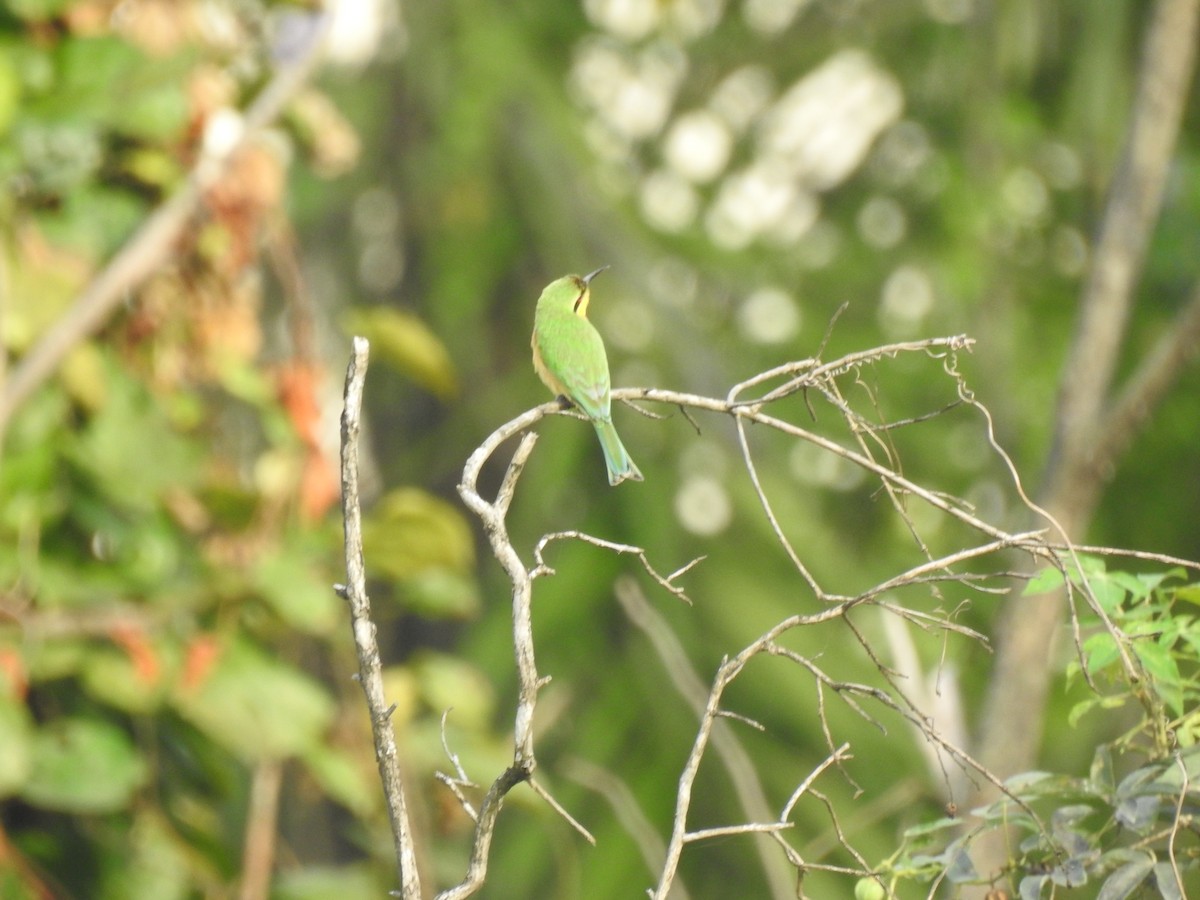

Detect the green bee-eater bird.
[{"left": 531, "top": 267, "right": 643, "bottom": 486}]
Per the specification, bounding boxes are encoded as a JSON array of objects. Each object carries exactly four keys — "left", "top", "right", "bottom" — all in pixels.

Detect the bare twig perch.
[
  {"left": 337, "top": 338, "right": 422, "bottom": 899},
  {"left": 437, "top": 429, "right": 542, "bottom": 900}
]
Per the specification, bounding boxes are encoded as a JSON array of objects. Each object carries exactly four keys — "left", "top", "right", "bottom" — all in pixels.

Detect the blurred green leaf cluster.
[
  {"left": 885, "top": 741, "right": 1200, "bottom": 900},
  {"left": 1064, "top": 561, "right": 1200, "bottom": 745},
  {"left": 0, "top": 30, "right": 188, "bottom": 260},
  {"left": 875, "top": 564, "right": 1200, "bottom": 898},
  {"left": 0, "top": 2, "right": 481, "bottom": 897}
]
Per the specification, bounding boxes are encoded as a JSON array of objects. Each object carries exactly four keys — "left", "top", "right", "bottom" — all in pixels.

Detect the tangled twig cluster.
[{"left": 339, "top": 333, "right": 1196, "bottom": 898}]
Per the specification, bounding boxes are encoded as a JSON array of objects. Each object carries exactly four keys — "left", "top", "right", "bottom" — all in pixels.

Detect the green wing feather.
[
  {"left": 537, "top": 312, "right": 612, "bottom": 421},
  {"left": 534, "top": 291, "right": 642, "bottom": 484}
]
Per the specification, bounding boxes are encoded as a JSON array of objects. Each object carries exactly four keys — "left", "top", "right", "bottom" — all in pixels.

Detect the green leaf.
[
  {"left": 1081, "top": 631, "right": 1120, "bottom": 676},
  {"left": 252, "top": 547, "right": 339, "bottom": 634},
  {"left": 942, "top": 835, "right": 977, "bottom": 883},
  {"left": 971, "top": 796, "right": 1040, "bottom": 829},
  {"left": 1116, "top": 763, "right": 1161, "bottom": 799},
  {"left": 1051, "top": 804, "right": 1095, "bottom": 830},
  {"left": 120, "top": 146, "right": 183, "bottom": 190},
  {"left": 0, "top": 54, "right": 20, "bottom": 138},
  {"left": 1134, "top": 641, "right": 1182, "bottom": 715},
  {"left": 1024, "top": 566, "right": 1064, "bottom": 595},
  {"left": 81, "top": 644, "right": 172, "bottom": 715},
  {"left": 411, "top": 651, "right": 495, "bottom": 728},
  {"left": 0, "top": 693, "right": 34, "bottom": 796},
  {"left": 43, "top": 37, "right": 184, "bottom": 139},
  {"left": 69, "top": 362, "right": 201, "bottom": 511},
  {"left": 1176, "top": 711, "right": 1200, "bottom": 747},
  {"left": 1173, "top": 583, "right": 1200, "bottom": 606},
  {"left": 1108, "top": 570, "right": 1150, "bottom": 600},
  {"left": 1019, "top": 873, "right": 1048, "bottom": 900},
  {"left": 4, "top": 241, "right": 89, "bottom": 350},
  {"left": 1176, "top": 621, "right": 1200, "bottom": 659},
  {"left": 18, "top": 112, "right": 100, "bottom": 178},
  {"left": 1152, "top": 613, "right": 1185, "bottom": 647},
  {"left": 1088, "top": 571, "right": 1128, "bottom": 615},
  {"left": 341, "top": 308, "right": 459, "bottom": 399},
  {"left": 901, "top": 816, "right": 962, "bottom": 839},
  {"left": 171, "top": 638, "right": 334, "bottom": 761},
  {"left": 1152, "top": 861, "right": 1184, "bottom": 900},
  {"left": 1134, "top": 568, "right": 1186, "bottom": 597},
  {"left": 39, "top": 182, "right": 147, "bottom": 263},
  {"left": 99, "top": 811, "right": 191, "bottom": 900},
  {"left": 24, "top": 638, "right": 88, "bottom": 681},
  {"left": 400, "top": 568, "right": 482, "bottom": 619},
  {"left": 5, "top": 0, "right": 73, "bottom": 20},
  {"left": 1141, "top": 745, "right": 1200, "bottom": 789},
  {"left": 272, "top": 864, "right": 391, "bottom": 900},
  {"left": 1003, "top": 770, "right": 1079, "bottom": 799},
  {"left": 0, "top": 864, "right": 40, "bottom": 900},
  {"left": 361, "top": 487, "right": 475, "bottom": 583},
  {"left": 108, "top": 77, "right": 188, "bottom": 142},
  {"left": 301, "top": 744, "right": 377, "bottom": 816},
  {"left": 1114, "top": 794, "right": 1160, "bottom": 832},
  {"left": 21, "top": 717, "right": 147, "bottom": 813},
  {"left": 1068, "top": 696, "right": 1100, "bottom": 728}
]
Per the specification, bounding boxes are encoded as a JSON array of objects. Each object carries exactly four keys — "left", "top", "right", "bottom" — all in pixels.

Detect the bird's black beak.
[{"left": 582, "top": 265, "right": 610, "bottom": 285}]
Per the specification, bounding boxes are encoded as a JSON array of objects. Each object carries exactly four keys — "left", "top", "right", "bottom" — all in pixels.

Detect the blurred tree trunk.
[{"left": 970, "top": 0, "right": 1200, "bottom": 886}]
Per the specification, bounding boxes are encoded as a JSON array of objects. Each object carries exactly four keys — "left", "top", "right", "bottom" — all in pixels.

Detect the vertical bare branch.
[
  {"left": 434, "top": 766, "right": 530, "bottom": 900},
  {"left": 652, "top": 653, "right": 735, "bottom": 900},
  {"left": 338, "top": 337, "right": 423, "bottom": 899},
  {"left": 437, "top": 420, "right": 547, "bottom": 899},
  {"left": 458, "top": 429, "right": 542, "bottom": 769},
  {"left": 238, "top": 760, "right": 283, "bottom": 900}
]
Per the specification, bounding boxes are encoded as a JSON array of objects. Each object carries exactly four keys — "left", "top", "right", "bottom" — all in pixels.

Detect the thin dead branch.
[{"left": 337, "top": 338, "right": 422, "bottom": 899}]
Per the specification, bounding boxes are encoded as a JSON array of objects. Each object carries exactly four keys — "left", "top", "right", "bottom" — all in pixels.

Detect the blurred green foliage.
[
  {"left": 2, "top": 0, "right": 1199, "bottom": 898},
  {"left": 881, "top": 562, "right": 1200, "bottom": 899}
]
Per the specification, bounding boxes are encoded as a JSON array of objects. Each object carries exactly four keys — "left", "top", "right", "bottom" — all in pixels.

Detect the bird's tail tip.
[
  {"left": 608, "top": 464, "right": 644, "bottom": 486},
  {"left": 596, "top": 418, "right": 643, "bottom": 486}
]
